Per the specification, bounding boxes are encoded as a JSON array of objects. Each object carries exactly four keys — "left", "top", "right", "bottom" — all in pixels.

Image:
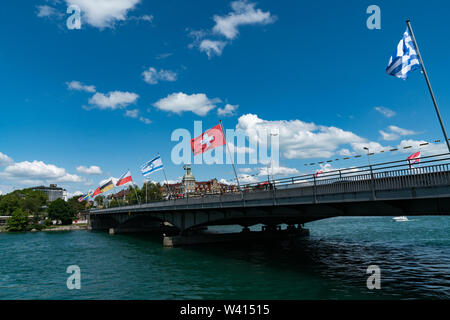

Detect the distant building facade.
[
  {"left": 161, "top": 165, "right": 238, "bottom": 197},
  {"left": 32, "top": 184, "right": 66, "bottom": 202}
]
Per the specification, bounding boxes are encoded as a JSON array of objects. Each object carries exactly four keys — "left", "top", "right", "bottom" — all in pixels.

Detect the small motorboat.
[{"left": 392, "top": 216, "right": 409, "bottom": 222}]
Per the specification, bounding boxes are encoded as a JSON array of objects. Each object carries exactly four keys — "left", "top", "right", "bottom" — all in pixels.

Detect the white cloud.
[
  {"left": 227, "top": 143, "right": 255, "bottom": 154},
  {"left": 66, "top": 191, "right": 84, "bottom": 199},
  {"left": 375, "top": 106, "right": 396, "bottom": 118},
  {"left": 189, "top": 1, "right": 275, "bottom": 58},
  {"left": 88, "top": 91, "right": 139, "bottom": 110},
  {"left": 142, "top": 67, "right": 177, "bottom": 85},
  {"left": 238, "top": 174, "right": 259, "bottom": 184},
  {"left": 0, "top": 152, "right": 13, "bottom": 167},
  {"left": 76, "top": 165, "right": 103, "bottom": 175},
  {"left": 65, "top": 0, "right": 141, "bottom": 29},
  {"left": 350, "top": 141, "right": 392, "bottom": 154},
  {"left": 156, "top": 53, "right": 173, "bottom": 60},
  {"left": 397, "top": 139, "right": 447, "bottom": 156},
  {"left": 236, "top": 114, "right": 367, "bottom": 160},
  {"left": 139, "top": 116, "right": 151, "bottom": 125},
  {"left": 0, "top": 160, "right": 84, "bottom": 184},
  {"left": 212, "top": 0, "right": 276, "bottom": 40},
  {"left": 125, "top": 109, "right": 139, "bottom": 118},
  {"left": 379, "top": 125, "right": 418, "bottom": 141},
  {"left": 199, "top": 40, "right": 227, "bottom": 58},
  {"left": 36, "top": 5, "right": 63, "bottom": 18},
  {"left": 258, "top": 166, "right": 300, "bottom": 176},
  {"left": 66, "top": 80, "right": 96, "bottom": 93},
  {"left": 218, "top": 104, "right": 238, "bottom": 117},
  {"left": 153, "top": 92, "right": 220, "bottom": 116}
]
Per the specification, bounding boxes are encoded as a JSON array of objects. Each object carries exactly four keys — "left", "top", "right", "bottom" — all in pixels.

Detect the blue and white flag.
[
  {"left": 386, "top": 28, "right": 422, "bottom": 80},
  {"left": 141, "top": 155, "right": 163, "bottom": 177}
]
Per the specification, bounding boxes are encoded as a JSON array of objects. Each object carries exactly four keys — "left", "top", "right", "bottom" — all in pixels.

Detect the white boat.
[{"left": 392, "top": 216, "right": 409, "bottom": 222}]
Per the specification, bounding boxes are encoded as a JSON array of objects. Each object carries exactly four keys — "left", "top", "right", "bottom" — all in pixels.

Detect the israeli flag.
[
  {"left": 141, "top": 155, "right": 163, "bottom": 177},
  {"left": 386, "top": 28, "right": 422, "bottom": 80}
]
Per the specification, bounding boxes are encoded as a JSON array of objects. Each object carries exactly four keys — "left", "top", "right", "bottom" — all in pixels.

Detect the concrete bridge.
[{"left": 89, "top": 154, "right": 450, "bottom": 245}]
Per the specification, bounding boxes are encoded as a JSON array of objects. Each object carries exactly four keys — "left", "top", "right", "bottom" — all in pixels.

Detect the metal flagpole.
[
  {"left": 145, "top": 178, "right": 148, "bottom": 203},
  {"left": 220, "top": 120, "right": 241, "bottom": 191},
  {"left": 406, "top": 20, "right": 450, "bottom": 153},
  {"left": 158, "top": 154, "right": 173, "bottom": 199}
]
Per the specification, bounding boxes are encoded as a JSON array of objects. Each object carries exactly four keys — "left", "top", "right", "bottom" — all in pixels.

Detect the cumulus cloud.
[
  {"left": 139, "top": 116, "right": 151, "bottom": 125},
  {"left": 227, "top": 143, "right": 255, "bottom": 154},
  {"left": 375, "top": 106, "right": 396, "bottom": 118},
  {"left": 36, "top": 5, "right": 64, "bottom": 18},
  {"left": 189, "top": 0, "right": 275, "bottom": 58},
  {"left": 259, "top": 166, "right": 300, "bottom": 176},
  {"left": 66, "top": 80, "right": 96, "bottom": 93},
  {"left": 379, "top": 125, "right": 418, "bottom": 141},
  {"left": 236, "top": 114, "right": 367, "bottom": 160},
  {"left": 212, "top": 0, "right": 276, "bottom": 40},
  {"left": 397, "top": 139, "right": 447, "bottom": 156},
  {"left": 153, "top": 92, "right": 220, "bottom": 116},
  {"left": 125, "top": 109, "right": 139, "bottom": 118},
  {"left": 0, "top": 160, "right": 84, "bottom": 184},
  {"left": 65, "top": 0, "right": 141, "bottom": 29},
  {"left": 142, "top": 67, "right": 177, "bottom": 85},
  {"left": 76, "top": 165, "right": 103, "bottom": 175},
  {"left": 0, "top": 152, "right": 13, "bottom": 167},
  {"left": 199, "top": 40, "right": 227, "bottom": 58},
  {"left": 88, "top": 91, "right": 139, "bottom": 110},
  {"left": 218, "top": 104, "right": 238, "bottom": 117}
]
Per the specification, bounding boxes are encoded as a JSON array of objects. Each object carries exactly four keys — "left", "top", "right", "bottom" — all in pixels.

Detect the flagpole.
[
  {"left": 158, "top": 154, "right": 173, "bottom": 199},
  {"left": 220, "top": 120, "right": 241, "bottom": 191},
  {"left": 406, "top": 20, "right": 450, "bottom": 153}
]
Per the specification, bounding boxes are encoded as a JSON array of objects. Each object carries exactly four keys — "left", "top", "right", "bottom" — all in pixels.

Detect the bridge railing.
[
  {"left": 91, "top": 153, "right": 450, "bottom": 213},
  {"left": 239, "top": 153, "right": 450, "bottom": 196}
]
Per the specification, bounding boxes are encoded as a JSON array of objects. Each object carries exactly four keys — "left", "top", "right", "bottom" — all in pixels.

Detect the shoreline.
[{"left": 0, "top": 224, "right": 88, "bottom": 233}]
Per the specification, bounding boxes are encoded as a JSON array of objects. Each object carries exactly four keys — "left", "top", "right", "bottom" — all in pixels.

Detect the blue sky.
[{"left": 1, "top": 0, "right": 450, "bottom": 197}]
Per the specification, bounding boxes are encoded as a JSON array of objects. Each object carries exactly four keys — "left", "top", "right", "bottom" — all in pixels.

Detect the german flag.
[{"left": 100, "top": 179, "right": 114, "bottom": 193}]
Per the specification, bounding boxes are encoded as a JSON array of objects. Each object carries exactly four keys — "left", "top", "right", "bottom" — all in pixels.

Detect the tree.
[
  {"left": 94, "top": 195, "right": 105, "bottom": 207},
  {"left": 6, "top": 208, "right": 29, "bottom": 232},
  {"left": 48, "top": 199, "right": 75, "bottom": 225},
  {"left": 67, "top": 196, "right": 86, "bottom": 215}
]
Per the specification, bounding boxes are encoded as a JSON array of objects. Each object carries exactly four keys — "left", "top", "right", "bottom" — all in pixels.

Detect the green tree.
[
  {"left": 6, "top": 208, "right": 29, "bottom": 232},
  {"left": 67, "top": 196, "right": 86, "bottom": 215},
  {"left": 94, "top": 195, "right": 105, "bottom": 207},
  {"left": 48, "top": 199, "right": 75, "bottom": 225}
]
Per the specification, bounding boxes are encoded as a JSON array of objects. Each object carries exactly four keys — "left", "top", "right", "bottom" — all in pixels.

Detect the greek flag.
[
  {"left": 386, "top": 28, "right": 422, "bottom": 80},
  {"left": 141, "top": 155, "right": 163, "bottom": 177}
]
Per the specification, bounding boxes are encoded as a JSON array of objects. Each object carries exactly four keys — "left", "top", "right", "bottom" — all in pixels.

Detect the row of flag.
[{"left": 77, "top": 123, "right": 228, "bottom": 203}]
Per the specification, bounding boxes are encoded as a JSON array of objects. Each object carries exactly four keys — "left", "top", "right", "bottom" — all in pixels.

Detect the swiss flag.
[{"left": 191, "top": 124, "right": 226, "bottom": 156}]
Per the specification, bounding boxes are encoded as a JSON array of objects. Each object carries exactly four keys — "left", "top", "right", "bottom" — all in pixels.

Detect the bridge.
[{"left": 89, "top": 154, "right": 450, "bottom": 246}]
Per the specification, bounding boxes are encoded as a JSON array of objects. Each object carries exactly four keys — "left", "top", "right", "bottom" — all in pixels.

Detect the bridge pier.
[{"left": 163, "top": 227, "right": 310, "bottom": 248}]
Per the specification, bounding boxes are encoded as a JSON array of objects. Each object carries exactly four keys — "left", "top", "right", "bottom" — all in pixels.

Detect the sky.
[{"left": 1, "top": 0, "right": 450, "bottom": 197}]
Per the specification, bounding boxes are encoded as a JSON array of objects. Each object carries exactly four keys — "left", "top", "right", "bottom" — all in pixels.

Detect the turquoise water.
[{"left": 0, "top": 216, "right": 449, "bottom": 300}]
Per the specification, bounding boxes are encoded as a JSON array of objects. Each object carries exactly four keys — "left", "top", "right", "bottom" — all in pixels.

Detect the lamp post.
[
  {"left": 363, "top": 147, "right": 372, "bottom": 167},
  {"left": 269, "top": 132, "right": 279, "bottom": 183}
]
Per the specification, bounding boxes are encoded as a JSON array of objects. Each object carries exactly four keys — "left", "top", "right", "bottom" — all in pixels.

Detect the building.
[
  {"left": 161, "top": 165, "right": 238, "bottom": 197},
  {"left": 32, "top": 184, "right": 66, "bottom": 202}
]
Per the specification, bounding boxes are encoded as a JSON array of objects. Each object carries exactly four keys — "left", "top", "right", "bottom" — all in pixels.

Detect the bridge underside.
[{"left": 89, "top": 193, "right": 450, "bottom": 235}]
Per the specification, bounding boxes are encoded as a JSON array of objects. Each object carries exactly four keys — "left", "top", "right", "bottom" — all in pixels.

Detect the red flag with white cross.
[{"left": 190, "top": 124, "right": 226, "bottom": 156}]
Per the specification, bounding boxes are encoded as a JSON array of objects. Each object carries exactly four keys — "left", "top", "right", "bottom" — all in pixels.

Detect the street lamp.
[
  {"left": 269, "top": 132, "right": 279, "bottom": 183},
  {"left": 363, "top": 147, "right": 372, "bottom": 167}
]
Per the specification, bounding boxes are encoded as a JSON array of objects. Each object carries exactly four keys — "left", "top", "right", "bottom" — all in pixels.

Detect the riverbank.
[{"left": 0, "top": 224, "right": 88, "bottom": 233}]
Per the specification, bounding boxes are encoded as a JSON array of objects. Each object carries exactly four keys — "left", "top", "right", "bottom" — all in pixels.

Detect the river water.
[{"left": 0, "top": 216, "right": 449, "bottom": 300}]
